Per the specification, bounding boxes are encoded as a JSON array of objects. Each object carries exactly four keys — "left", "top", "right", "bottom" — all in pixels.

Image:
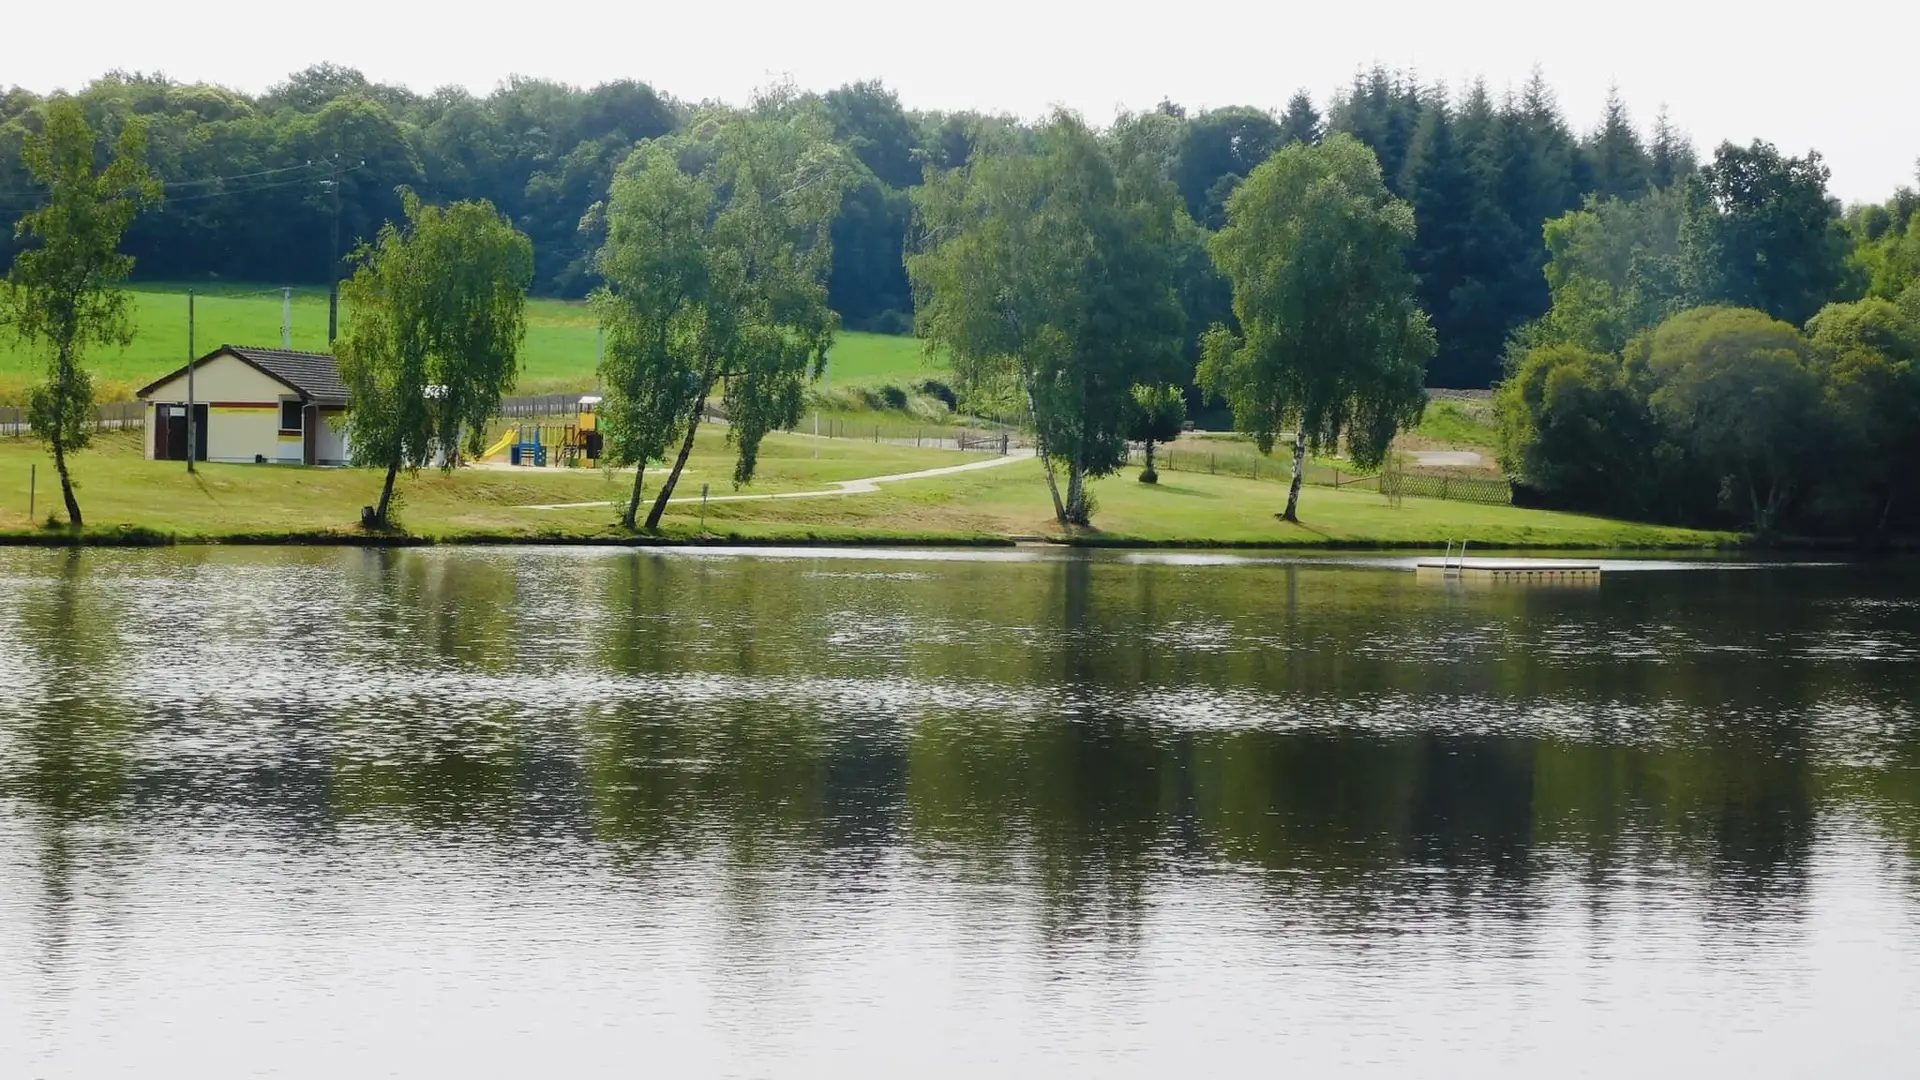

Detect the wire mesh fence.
[
  {"left": 1, "top": 401, "right": 143, "bottom": 437},
  {"left": 491, "top": 395, "right": 1018, "bottom": 453},
  {"left": 1129, "top": 444, "right": 1510, "bottom": 505}
]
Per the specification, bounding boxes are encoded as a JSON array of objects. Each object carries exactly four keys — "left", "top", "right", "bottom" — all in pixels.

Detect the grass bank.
[
  {"left": 0, "top": 429, "right": 1736, "bottom": 550},
  {"left": 0, "top": 284, "right": 945, "bottom": 404}
]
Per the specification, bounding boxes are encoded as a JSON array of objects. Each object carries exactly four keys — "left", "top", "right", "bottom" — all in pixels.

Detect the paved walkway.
[
  {"left": 517, "top": 450, "right": 1034, "bottom": 511},
  {"left": 1409, "top": 449, "right": 1487, "bottom": 469}
]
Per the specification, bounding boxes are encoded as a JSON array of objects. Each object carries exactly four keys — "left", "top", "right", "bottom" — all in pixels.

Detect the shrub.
[{"left": 918, "top": 379, "right": 958, "bottom": 410}]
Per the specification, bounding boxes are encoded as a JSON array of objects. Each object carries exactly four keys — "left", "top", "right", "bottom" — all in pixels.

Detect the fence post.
[{"left": 1442, "top": 475, "right": 1451, "bottom": 501}]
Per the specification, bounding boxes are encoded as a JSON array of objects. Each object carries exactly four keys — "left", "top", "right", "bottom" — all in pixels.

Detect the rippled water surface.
[{"left": 2, "top": 547, "right": 1917, "bottom": 1077}]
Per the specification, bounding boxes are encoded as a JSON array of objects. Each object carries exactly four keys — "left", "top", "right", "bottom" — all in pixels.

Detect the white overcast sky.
[{"left": 8, "top": 0, "right": 1917, "bottom": 203}]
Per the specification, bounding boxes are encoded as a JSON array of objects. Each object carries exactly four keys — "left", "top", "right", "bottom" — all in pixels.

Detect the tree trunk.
[
  {"left": 1023, "top": 376, "right": 1067, "bottom": 527},
  {"left": 50, "top": 431, "right": 81, "bottom": 527},
  {"left": 621, "top": 459, "right": 648, "bottom": 531},
  {"left": 48, "top": 346, "right": 82, "bottom": 527},
  {"left": 372, "top": 453, "right": 402, "bottom": 529},
  {"left": 1141, "top": 440, "right": 1157, "bottom": 482},
  {"left": 1281, "top": 432, "right": 1306, "bottom": 522},
  {"left": 644, "top": 395, "right": 706, "bottom": 531},
  {"left": 1064, "top": 462, "right": 1090, "bottom": 526}
]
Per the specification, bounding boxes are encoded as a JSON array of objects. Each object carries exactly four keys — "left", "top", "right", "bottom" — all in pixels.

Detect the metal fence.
[
  {"left": 1130, "top": 444, "right": 1511, "bottom": 505},
  {"left": 1, "top": 401, "right": 143, "bottom": 437}
]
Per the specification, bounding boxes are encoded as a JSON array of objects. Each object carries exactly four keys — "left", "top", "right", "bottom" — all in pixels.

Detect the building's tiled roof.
[
  {"left": 136, "top": 345, "right": 350, "bottom": 405},
  {"left": 224, "top": 346, "right": 350, "bottom": 404}
]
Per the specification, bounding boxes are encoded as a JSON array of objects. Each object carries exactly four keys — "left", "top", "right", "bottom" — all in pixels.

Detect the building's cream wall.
[
  {"left": 143, "top": 403, "right": 159, "bottom": 460},
  {"left": 144, "top": 354, "right": 291, "bottom": 405},
  {"left": 207, "top": 405, "right": 282, "bottom": 464},
  {"left": 143, "top": 352, "right": 309, "bottom": 464},
  {"left": 316, "top": 408, "right": 351, "bottom": 466}
]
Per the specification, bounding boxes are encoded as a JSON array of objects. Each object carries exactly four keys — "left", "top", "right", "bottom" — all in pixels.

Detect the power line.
[
  {"left": 162, "top": 162, "right": 325, "bottom": 188},
  {"left": 0, "top": 160, "right": 346, "bottom": 203},
  {"left": 158, "top": 172, "right": 342, "bottom": 206}
]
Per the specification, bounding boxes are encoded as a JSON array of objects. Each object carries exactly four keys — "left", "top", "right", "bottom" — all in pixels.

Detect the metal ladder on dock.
[{"left": 1442, "top": 539, "right": 1468, "bottom": 578}]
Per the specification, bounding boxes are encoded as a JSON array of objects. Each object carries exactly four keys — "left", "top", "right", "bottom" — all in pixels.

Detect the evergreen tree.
[
  {"left": 1329, "top": 68, "right": 1423, "bottom": 197},
  {"left": 1649, "top": 107, "right": 1698, "bottom": 189},
  {"left": 1276, "top": 90, "right": 1323, "bottom": 147},
  {"left": 1584, "top": 86, "right": 1652, "bottom": 199},
  {"left": 1401, "top": 95, "right": 1479, "bottom": 386}
]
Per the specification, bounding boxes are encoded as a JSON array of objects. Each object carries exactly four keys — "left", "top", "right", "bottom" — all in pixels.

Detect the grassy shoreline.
[{"left": 0, "top": 428, "right": 1744, "bottom": 552}]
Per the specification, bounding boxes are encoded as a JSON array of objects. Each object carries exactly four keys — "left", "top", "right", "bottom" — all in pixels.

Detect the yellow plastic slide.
[{"left": 482, "top": 426, "right": 519, "bottom": 461}]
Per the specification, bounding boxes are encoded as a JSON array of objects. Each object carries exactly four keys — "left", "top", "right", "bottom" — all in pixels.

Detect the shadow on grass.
[{"left": 1132, "top": 480, "right": 1223, "bottom": 501}]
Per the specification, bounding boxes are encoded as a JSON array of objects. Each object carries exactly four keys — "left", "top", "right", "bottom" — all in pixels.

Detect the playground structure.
[{"left": 482, "top": 396, "right": 602, "bottom": 467}]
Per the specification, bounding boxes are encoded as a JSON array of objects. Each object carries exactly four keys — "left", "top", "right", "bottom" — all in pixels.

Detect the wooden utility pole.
[{"left": 186, "top": 290, "right": 196, "bottom": 473}]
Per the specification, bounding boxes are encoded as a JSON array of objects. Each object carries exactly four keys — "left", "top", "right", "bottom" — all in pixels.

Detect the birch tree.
[
  {"left": 1199, "top": 134, "right": 1433, "bottom": 522},
  {"left": 337, "top": 191, "right": 532, "bottom": 528},
  {"left": 0, "top": 100, "right": 158, "bottom": 527},
  {"left": 908, "top": 112, "right": 1188, "bottom": 527},
  {"left": 593, "top": 107, "right": 852, "bottom": 532}
]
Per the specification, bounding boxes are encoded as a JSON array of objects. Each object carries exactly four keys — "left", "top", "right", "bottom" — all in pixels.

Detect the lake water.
[{"left": 1, "top": 546, "right": 1916, "bottom": 1078}]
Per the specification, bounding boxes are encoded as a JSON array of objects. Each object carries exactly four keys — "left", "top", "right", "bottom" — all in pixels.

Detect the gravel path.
[{"left": 517, "top": 450, "right": 1034, "bottom": 511}]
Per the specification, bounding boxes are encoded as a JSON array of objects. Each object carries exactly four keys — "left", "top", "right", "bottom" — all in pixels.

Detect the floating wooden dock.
[{"left": 1414, "top": 557, "right": 1602, "bottom": 583}]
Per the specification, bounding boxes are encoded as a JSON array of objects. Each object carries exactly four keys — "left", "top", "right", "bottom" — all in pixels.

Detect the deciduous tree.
[
  {"left": 594, "top": 106, "right": 853, "bottom": 532},
  {"left": 1199, "top": 134, "right": 1434, "bottom": 522},
  {"left": 0, "top": 100, "right": 157, "bottom": 527},
  {"left": 1494, "top": 343, "right": 1658, "bottom": 514},
  {"left": 1805, "top": 298, "right": 1920, "bottom": 533},
  {"left": 1127, "top": 384, "right": 1186, "bottom": 484},
  {"left": 1633, "top": 306, "right": 1822, "bottom": 535},
  {"left": 1680, "top": 141, "right": 1851, "bottom": 327},
  {"left": 336, "top": 191, "right": 532, "bottom": 528},
  {"left": 910, "top": 112, "right": 1189, "bottom": 527}
]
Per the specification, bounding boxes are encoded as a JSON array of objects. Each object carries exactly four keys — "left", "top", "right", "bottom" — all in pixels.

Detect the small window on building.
[{"left": 280, "top": 401, "right": 304, "bottom": 433}]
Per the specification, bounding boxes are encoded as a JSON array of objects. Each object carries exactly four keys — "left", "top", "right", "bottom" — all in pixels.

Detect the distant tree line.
[
  {"left": 13, "top": 62, "right": 1885, "bottom": 391},
  {"left": 7, "top": 65, "right": 1918, "bottom": 539},
  {"left": 1496, "top": 138, "right": 1920, "bottom": 540}
]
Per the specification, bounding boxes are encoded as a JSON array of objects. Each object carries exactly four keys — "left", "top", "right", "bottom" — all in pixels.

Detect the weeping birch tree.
[
  {"left": 336, "top": 191, "right": 532, "bottom": 529},
  {"left": 908, "top": 112, "right": 1188, "bottom": 527},
  {"left": 1199, "top": 134, "right": 1433, "bottom": 522},
  {"left": 0, "top": 100, "right": 158, "bottom": 527},
  {"left": 593, "top": 106, "right": 852, "bottom": 532}
]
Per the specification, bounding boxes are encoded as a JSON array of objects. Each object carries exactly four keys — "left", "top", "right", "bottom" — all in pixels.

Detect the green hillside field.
[{"left": 0, "top": 283, "right": 946, "bottom": 405}]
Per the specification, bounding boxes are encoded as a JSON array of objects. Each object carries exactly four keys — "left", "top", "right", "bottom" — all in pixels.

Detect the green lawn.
[
  {"left": 0, "top": 283, "right": 940, "bottom": 405},
  {"left": 0, "top": 428, "right": 1736, "bottom": 550},
  {"left": 1412, "top": 399, "right": 1501, "bottom": 449}
]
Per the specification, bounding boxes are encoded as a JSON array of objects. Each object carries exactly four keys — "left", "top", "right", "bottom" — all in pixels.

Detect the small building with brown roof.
[{"left": 136, "top": 345, "right": 352, "bottom": 466}]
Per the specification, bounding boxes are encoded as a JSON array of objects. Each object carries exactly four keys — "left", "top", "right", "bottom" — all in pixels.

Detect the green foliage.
[
  {"left": 1127, "top": 383, "right": 1187, "bottom": 484},
  {"left": 1582, "top": 88, "right": 1653, "bottom": 200},
  {"left": 1128, "top": 384, "right": 1188, "bottom": 445},
  {"left": 1172, "top": 107, "right": 1286, "bottom": 229},
  {"left": 909, "top": 112, "right": 1190, "bottom": 527},
  {"left": 1199, "top": 133, "right": 1433, "bottom": 516},
  {"left": 1845, "top": 187, "right": 1920, "bottom": 301},
  {"left": 594, "top": 105, "right": 853, "bottom": 529},
  {"left": 1680, "top": 141, "right": 1852, "bottom": 326},
  {"left": 0, "top": 98, "right": 158, "bottom": 526},
  {"left": 1806, "top": 299, "right": 1920, "bottom": 531},
  {"left": 337, "top": 191, "right": 533, "bottom": 526},
  {"left": 1635, "top": 307, "right": 1823, "bottom": 534},
  {"left": 1495, "top": 344, "right": 1657, "bottom": 514},
  {"left": 1530, "top": 188, "right": 1688, "bottom": 354}
]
